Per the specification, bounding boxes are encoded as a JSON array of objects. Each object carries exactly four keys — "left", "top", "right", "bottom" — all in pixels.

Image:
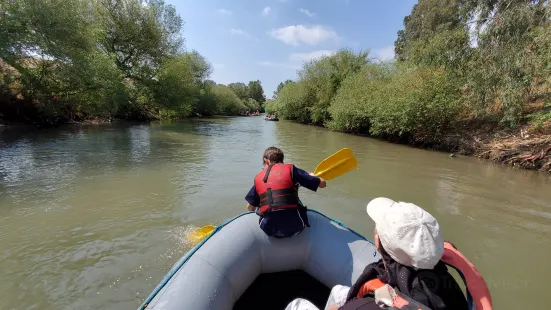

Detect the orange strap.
[{"left": 356, "top": 278, "right": 385, "bottom": 299}]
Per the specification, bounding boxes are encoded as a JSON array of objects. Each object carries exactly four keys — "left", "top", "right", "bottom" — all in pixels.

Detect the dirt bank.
[
  {"left": 477, "top": 133, "right": 551, "bottom": 173},
  {"left": 415, "top": 121, "right": 551, "bottom": 173}
]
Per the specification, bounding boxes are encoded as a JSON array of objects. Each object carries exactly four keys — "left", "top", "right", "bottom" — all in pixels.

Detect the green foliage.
[
  {"left": 270, "top": 81, "right": 314, "bottom": 124},
  {"left": 194, "top": 81, "right": 218, "bottom": 116},
  {"left": 244, "top": 98, "right": 261, "bottom": 113},
  {"left": 369, "top": 67, "right": 461, "bottom": 138},
  {"left": 152, "top": 53, "right": 208, "bottom": 118},
  {"left": 327, "top": 63, "right": 394, "bottom": 133},
  {"left": 270, "top": 49, "right": 370, "bottom": 125},
  {"left": 212, "top": 85, "right": 247, "bottom": 115},
  {"left": 395, "top": 0, "right": 465, "bottom": 62},
  {"left": 272, "top": 0, "right": 550, "bottom": 142},
  {"left": 397, "top": 0, "right": 551, "bottom": 127},
  {"left": 273, "top": 80, "right": 294, "bottom": 99},
  {"left": 463, "top": 1, "right": 551, "bottom": 127},
  {"left": 96, "top": 0, "right": 183, "bottom": 81},
  {"left": 299, "top": 49, "right": 370, "bottom": 125},
  {"left": 327, "top": 64, "right": 461, "bottom": 138},
  {"left": 247, "top": 80, "right": 266, "bottom": 104},
  {"left": 228, "top": 83, "right": 250, "bottom": 101},
  {"left": 0, "top": 0, "right": 263, "bottom": 125},
  {"left": 264, "top": 99, "right": 279, "bottom": 114},
  {"left": 528, "top": 103, "right": 551, "bottom": 133}
]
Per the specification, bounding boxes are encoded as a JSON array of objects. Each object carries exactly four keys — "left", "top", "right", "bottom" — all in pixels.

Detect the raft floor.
[{"left": 233, "top": 269, "right": 331, "bottom": 310}]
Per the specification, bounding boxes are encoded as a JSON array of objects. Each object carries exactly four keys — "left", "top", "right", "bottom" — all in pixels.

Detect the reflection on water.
[{"left": 1, "top": 118, "right": 550, "bottom": 309}]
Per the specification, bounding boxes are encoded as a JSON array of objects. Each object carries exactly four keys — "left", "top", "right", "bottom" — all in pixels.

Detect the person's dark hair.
[{"left": 263, "top": 147, "right": 284, "bottom": 164}]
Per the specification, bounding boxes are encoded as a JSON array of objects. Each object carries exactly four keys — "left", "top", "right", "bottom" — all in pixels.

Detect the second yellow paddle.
[
  {"left": 187, "top": 225, "right": 216, "bottom": 243},
  {"left": 187, "top": 148, "right": 358, "bottom": 243}
]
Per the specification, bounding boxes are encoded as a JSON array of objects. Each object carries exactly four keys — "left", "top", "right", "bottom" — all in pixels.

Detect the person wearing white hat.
[
  {"left": 365, "top": 197, "right": 445, "bottom": 269},
  {"left": 285, "top": 197, "right": 471, "bottom": 310}
]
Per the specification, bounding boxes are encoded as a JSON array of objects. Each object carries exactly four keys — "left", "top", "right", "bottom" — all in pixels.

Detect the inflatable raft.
[
  {"left": 264, "top": 118, "right": 279, "bottom": 121},
  {"left": 140, "top": 210, "right": 380, "bottom": 310}
]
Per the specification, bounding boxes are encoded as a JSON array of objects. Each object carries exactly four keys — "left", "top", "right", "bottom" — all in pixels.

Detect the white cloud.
[
  {"left": 262, "top": 6, "right": 271, "bottom": 16},
  {"left": 230, "top": 28, "right": 251, "bottom": 38},
  {"left": 372, "top": 46, "right": 395, "bottom": 61},
  {"left": 299, "top": 8, "right": 315, "bottom": 17},
  {"left": 217, "top": 9, "right": 232, "bottom": 15},
  {"left": 269, "top": 25, "right": 340, "bottom": 46},
  {"left": 289, "top": 50, "right": 336, "bottom": 62}
]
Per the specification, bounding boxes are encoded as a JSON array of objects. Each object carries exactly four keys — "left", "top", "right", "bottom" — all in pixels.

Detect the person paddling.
[
  {"left": 285, "top": 197, "right": 492, "bottom": 310},
  {"left": 245, "top": 147, "right": 327, "bottom": 238}
]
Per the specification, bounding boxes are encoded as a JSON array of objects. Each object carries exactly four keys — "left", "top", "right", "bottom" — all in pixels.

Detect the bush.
[
  {"left": 244, "top": 98, "right": 261, "bottom": 112},
  {"left": 328, "top": 63, "right": 394, "bottom": 133},
  {"left": 272, "top": 81, "right": 314, "bottom": 123},
  {"left": 212, "top": 85, "right": 247, "bottom": 115},
  {"left": 296, "top": 49, "right": 370, "bottom": 125},
  {"left": 328, "top": 63, "right": 461, "bottom": 139},
  {"left": 368, "top": 67, "right": 461, "bottom": 139}
]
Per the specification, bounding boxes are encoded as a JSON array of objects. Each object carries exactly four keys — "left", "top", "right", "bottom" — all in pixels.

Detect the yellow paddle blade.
[
  {"left": 187, "top": 225, "right": 216, "bottom": 243},
  {"left": 313, "top": 148, "right": 358, "bottom": 180}
]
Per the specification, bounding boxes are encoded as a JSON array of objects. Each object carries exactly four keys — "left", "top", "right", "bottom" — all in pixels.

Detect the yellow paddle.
[
  {"left": 186, "top": 148, "right": 358, "bottom": 243},
  {"left": 187, "top": 225, "right": 216, "bottom": 243},
  {"left": 313, "top": 148, "right": 358, "bottom": 180}
]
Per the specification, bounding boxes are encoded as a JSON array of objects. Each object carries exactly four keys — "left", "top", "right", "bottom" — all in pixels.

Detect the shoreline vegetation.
[
  {"left": 266, "top": 0, "right": 551, "bottom": 173},
  {"left": 2, "top": 1, "right": 550, "bottom": 174},
  {"left": 0, "top": 0, "right": 266, "bottom": 129}
]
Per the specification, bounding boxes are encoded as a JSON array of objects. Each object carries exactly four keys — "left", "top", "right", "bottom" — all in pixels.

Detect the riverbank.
[
  {"left": 0, "top": 111, "right": 259, "bottom": 129},
  {"left": 362, "top": 120, "right": 551, "bottom": 174},
  {"left": 0, "top": 114, "right": 116, "bottom": 129}
]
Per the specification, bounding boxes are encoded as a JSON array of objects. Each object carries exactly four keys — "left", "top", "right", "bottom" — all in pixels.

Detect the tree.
[
  {"left": 0, "top": 0, "right": 125, "bottom": 124},
  {"left": 273, "top": 80, "right": 294, "bottom": 99},
  {"left": 248, "top": 80, "right": 265, "bottom": 103},
  {"left": 96, "top": 0, "right": 183, "bottom": 82},
  {"left": 393, "top": 0, "right": 469, "bottom": 69},
  {"left": 0, "top": 0, "right": 220, "bottom": 125},
  {"left": 227, "top": 82, "right": 249, "bottom": 101},
  {"left": 297, "top": 49, "right": 370, "bottom": 124},
  {"left": 153, "top": 51, "right": 212, "bottom": 118},
  {"left": 213, "top": 84, "right": 247, "bottom": 115}
]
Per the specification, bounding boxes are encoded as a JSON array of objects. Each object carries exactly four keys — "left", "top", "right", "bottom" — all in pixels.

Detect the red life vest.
[
  {"left": 351, "top": 241, "right": 493, "bottom": 310},
  {"left": 254, "top": 163, "right": 299, "bottom": 215}
]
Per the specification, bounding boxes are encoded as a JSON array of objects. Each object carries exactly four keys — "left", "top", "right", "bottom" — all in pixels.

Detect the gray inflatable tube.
[{"left": 140, "top": 210, "right": 381, "bottom": 310}]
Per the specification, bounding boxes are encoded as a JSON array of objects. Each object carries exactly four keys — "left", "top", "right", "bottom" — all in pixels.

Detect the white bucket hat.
[{"left": 366, "top": 197, "right": 444, "bottom": 269}]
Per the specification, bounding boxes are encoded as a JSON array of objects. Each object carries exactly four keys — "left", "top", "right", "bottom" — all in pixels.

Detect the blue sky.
[{"left": 166, "top": 0, "right": 418, "bottom": 98}]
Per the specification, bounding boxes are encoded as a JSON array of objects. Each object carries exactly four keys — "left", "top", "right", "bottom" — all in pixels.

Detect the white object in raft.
[{"left": 140, "top": 210, "right": 381, "bottom": 310}]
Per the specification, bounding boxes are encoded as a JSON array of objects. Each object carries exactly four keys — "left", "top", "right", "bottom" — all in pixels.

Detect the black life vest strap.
[
  {"left": 263, "top": 164, "right": 274, "bottom": 183},
  {"left": 266, "top": 188, "right": 273, "bottom": 205},
  {"left": 259, "top": 188, "right": 296, "bottom": 200},
  {"left": 259, "top": 188, "right": 299, "bottom": 208}
]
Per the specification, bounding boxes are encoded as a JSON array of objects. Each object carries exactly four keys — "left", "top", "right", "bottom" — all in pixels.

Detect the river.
[{"left": 1, "top": 116, "right": 550, "bottom": 309}]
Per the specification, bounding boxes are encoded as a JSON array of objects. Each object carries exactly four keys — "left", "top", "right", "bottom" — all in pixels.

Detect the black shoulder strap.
[{"left": 263, "top": 164, "right": 274, "bottom": 183}]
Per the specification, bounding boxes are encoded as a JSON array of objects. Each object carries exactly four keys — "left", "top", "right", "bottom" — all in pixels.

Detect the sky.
[{"left": 165, "top": 0, "right": 419, "bottom": 98}]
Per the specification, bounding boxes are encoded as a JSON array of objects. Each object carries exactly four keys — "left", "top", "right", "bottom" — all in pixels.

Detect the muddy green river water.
[{"left": 1, "top": 116, "right": 550, "bottom": 309}]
